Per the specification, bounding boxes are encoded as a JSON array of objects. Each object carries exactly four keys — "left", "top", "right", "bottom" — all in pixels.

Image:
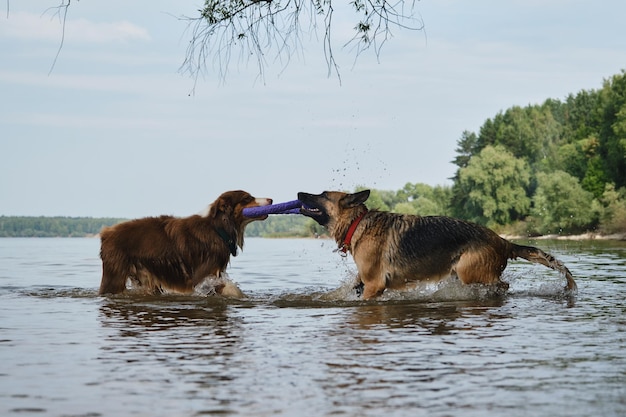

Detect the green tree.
[
  {"left": 598, "top": 183, "right": 626, "bottom": 234},
  {"left": 394, "top": 182, "right": 452, "bottom": 216},
  {"left": 395, "top": 199, "right": 440, "bottom": 216},
  {"left": 453, "top": 145, "right": 531, "bottom": 227},
  {"left": 530, "top": 171, "right": 598, "bottom": 234},
  {"left": 598, "top": 71, "right": 626, "bottom": 188},
  {"left": 463, "top": 104, "right": 563, "bottom": 170},
  {"left": 452, "top": 130, "right": 480, "bottom": 172},
  {"left": 357, "top": 187, "right": 399, "bottom": 211},
  {"left": 495, "top": 106, "right": 562, "bottom": 166},
  {"left": 556, "top": 138, "right": 591, "bottom": 179},
  {"left": 561, "top": 89, "right": 602, "bottom": 141},
  {"left": 581, "top": 156, "right": 609, "bottom": 199}
]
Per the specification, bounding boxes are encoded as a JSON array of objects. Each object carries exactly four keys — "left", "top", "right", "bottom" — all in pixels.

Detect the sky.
[{"left": 1, "top": 1, "right": 625, "bottom": 218}]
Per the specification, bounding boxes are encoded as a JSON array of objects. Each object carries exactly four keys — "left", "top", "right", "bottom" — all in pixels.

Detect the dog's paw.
[
  {"left": 216, "top": 280, "right": 246, "bottom": 298},
  {"left": 353, "top": 281, "right": 364, "bottom": 298},
  {"left": 194, "top": 276, "right": 246, "bottom": 298}
]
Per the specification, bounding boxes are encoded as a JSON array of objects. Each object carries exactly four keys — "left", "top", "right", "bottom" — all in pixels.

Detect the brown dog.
[
  {"left": 99, "top": 190, "right": 271, "bottom": 296},
  {"left": 298, "top": 190, "right": 577, "bottom": 300}
]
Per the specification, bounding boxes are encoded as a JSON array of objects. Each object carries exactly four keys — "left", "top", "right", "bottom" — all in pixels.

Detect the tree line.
[
  {"left": 3, "top": 71, "right": 624, "bottom": 238},
  {"left": 0, "top": 215, "right": 318, "bottom": 239},
  {"left": 447, "top": 70, "right": 626, "bottom": 235},
  {"left": 0, "top": 216, "right": 126, "bottom": 237}
]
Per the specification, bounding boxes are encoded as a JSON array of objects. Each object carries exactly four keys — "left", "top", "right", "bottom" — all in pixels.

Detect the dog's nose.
[{"left": 268, "top": 198, "right": 273, "bottom": 205}]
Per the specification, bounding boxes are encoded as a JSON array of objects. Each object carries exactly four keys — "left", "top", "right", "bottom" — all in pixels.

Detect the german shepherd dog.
[
  {"left": 298, "top": 190, "right": 577, "bottom": 300},
  {"left": 99, "top": 190, "right": 271, "bottom": 296}
]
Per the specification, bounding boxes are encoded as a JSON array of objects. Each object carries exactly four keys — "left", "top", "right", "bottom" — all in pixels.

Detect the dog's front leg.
[
  {"left": 353, "top": 276, "right": 364, "bottom": 297},
  {"left": 360, "top": 272, "right": 387, "bottom": 300},
  {"left": 354, "top": 255, "right": 387, "bottom": 300},
  {"left": 191, "top": 264, "right": 222, "bottom": 288},
  {"left": 362, "top": 282, "right": 386, "bottom": 300}
]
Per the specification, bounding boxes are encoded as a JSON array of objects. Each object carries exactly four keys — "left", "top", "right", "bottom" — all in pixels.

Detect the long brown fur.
[
  {"left": 98, "top": 190, "right": 271, "bottom": 296},
  {"left": 298, "top": 190, "right": 577, "bottom": 300}
]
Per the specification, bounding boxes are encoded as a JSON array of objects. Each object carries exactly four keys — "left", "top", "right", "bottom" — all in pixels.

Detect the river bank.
[{"left": 501, "top": 232, "right": 626, "bottom": 241}]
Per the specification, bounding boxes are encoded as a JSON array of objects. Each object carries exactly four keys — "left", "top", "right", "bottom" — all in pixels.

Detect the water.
[{"left": 1, "top": 237, "right": 625, "bottom": 416}]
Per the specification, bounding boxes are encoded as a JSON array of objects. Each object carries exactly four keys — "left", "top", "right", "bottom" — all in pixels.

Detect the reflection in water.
[
  {"left": 314, "top": 301, "right": 509, "bottom": 416},
  {"left": 344, "top": 299, "right": 507, "bottom": 334},
  {"left": 97, "top": 296, "right": 246, "bottom": 414},
  {"left": 316, "top": 297, "right": 593, "bottom": 417},
  {"left": 99, "top": 296, "right": 238, "bottom": 332}
]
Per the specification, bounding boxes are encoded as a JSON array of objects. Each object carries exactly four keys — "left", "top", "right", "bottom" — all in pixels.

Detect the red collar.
[{"left": 339, "top": 211, "right": 367, "bottom": 254}]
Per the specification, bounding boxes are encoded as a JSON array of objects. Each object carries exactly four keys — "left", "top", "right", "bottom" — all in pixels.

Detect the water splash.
[
  {"left": 14, "top": 269, "right": 575, "bottom": 307},
  {"left": 192, "top": 273, "right": 245, "bottom": 298}
]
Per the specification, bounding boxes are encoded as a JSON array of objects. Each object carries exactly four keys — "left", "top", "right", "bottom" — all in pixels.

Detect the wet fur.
[
  {"left": 298, "top": 190, "right": 577, "bottom": 300},
  {"left": 99, "top": 190, "right": 271, "bottom": 296}
]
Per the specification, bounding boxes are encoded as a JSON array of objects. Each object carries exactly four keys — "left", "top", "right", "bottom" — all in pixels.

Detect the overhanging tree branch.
[
  {"left": 179, "top": 0, "right": 424, "bottom": 86},
  {"left": 45, "top": 0, "right": 72, "bottom": 75}
]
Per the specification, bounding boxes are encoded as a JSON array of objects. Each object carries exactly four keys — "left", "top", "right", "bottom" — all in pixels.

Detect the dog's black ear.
[{"left": 340, "top": 190, "right": 370, "bottom": 208}]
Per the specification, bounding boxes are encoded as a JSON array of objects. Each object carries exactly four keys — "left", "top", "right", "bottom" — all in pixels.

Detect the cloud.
[
  {"left": 1, "top": 11, "right": 150, "bottom": 43},
  {"left": 0, "top": 70, "right": 166, "bottom": 94}
]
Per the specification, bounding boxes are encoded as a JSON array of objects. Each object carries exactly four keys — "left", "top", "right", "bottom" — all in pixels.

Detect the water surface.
[{"left": 1, "top": 237, "right": 625, "bottom": 416}]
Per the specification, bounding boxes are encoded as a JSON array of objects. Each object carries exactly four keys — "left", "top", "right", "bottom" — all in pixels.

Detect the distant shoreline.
[
  {"left": 265, "top": 232, "right": 626, "bottom": 241},
  {"left": 1, "top": 215, "right": 624, "bottom": 241},
  {"left": 501, "top": 232, "right": 626, "bottom": 241}
]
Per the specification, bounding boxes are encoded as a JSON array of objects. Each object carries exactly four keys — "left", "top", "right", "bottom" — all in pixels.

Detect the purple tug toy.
[{"left": 242, "top": 200, "right": 304, "bottom": 217}]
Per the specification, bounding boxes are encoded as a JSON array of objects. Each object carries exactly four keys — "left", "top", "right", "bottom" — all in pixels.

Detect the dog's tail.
[{"left": 510, "top": 244, "right": 577, "bottom": 292}]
